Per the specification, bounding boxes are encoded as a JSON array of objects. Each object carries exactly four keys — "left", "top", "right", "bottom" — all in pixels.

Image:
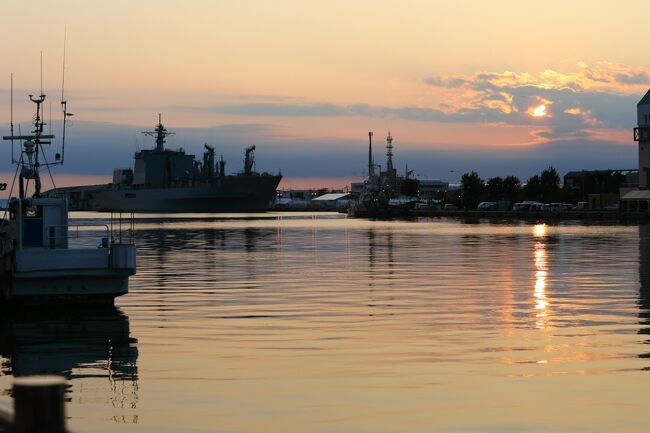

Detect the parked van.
[{"left": 477, "top": 201, "right": 498, "bottom": 210}]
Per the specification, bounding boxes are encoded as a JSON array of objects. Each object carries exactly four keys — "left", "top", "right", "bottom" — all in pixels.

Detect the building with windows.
[{"left": 622, "top": 90, "right": 650, "bottom": 210}]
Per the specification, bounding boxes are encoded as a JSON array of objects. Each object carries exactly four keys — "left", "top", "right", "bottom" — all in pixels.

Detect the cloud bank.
[
  {"left": 0, "top": 62, "right": 646, "bottom": 185},
  {"left": 170, "top": 61, "right": 647, "bottom": 146}
]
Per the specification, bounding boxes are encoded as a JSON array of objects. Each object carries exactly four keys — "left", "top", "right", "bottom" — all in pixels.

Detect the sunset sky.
[{"left": 1, "top": 0, "right": 649, "bottom": 189}]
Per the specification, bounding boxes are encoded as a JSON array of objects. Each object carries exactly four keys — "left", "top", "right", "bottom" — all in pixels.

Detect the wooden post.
[{"left": 13, "top": 376, "right": 66, "bottom": 433}]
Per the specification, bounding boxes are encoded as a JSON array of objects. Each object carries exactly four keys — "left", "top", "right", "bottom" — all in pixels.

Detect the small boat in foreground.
[{"left": 0, "top": 92, "right": 136, "bottom": 304}]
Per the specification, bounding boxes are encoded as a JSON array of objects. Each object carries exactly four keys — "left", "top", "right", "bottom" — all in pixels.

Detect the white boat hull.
[
  {"left": 6, "top": 270, "right": 130, "bottom": 304},
  {"left": 0, "top": 244, "right": 136, "bottom": 305}
]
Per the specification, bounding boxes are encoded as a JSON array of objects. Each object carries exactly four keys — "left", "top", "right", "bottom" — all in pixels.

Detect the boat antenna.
[
  {"left": 61, "top": 28, "right": 66, "bottom": 105},
  {"left": 10, "top": 73, "right": 15, "bottom": 163},
  {"left": 60, "top": 29, "right": 72, "bottom": 165},
  {"left": 40, "top": 51, "right": 43, "bottom": 97}
]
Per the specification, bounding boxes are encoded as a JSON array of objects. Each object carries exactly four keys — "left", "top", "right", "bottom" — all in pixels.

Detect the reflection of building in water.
[
  {"left": 365, "top": 229, "right": 396, "bottom": 315},
  {"left": 0, "top": 307, "right": 138, "bottom": 423},
  {"left": 638, "top": 225, "right": 650, "bottom": 362},
  {"left": 136, "top": 225, "right": 279, "bottom": 291},
  {"left": 366, "top": 229, "right": 396, "bottom": 284}
]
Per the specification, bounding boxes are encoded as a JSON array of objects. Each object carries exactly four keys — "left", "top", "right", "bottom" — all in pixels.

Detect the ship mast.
[
  {"left": 142, "top": 114, "right": 174, "bottom": 152},
  {"left": 3, "top": 94, "right": 56, "bottom": 198},
  {"left": 368, "top": 131, "right": 374, "bottom": 177}
]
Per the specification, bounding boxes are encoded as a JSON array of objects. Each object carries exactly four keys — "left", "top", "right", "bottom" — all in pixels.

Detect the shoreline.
[{"left": 412, "top": 209, "right": 648, "bottom": 222}]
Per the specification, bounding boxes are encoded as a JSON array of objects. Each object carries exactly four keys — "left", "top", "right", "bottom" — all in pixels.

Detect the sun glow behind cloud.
[
  {"left": 423, "top": 61, "right": 649, "bottom": 145},
  {"left": 532, "top": 105, "right": 547, "bottom": 117}
]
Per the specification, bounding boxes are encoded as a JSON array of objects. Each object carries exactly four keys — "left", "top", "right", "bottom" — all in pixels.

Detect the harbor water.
[{"left": 1, "top": 213, "right": 649, "bottom": 432}]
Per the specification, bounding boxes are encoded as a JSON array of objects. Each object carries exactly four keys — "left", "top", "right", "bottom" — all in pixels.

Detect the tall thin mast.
[
  {"left": 10, "top": 73, "right": 14, "bottom": 163},
  {"left": 368, "top": 131, "right": 374, "bottom": 177},
  {"left": 40, "top": 52, "right": 43, "bottom": 97},
  {"left": 60, "top": 28, "right": 70, "bottom": 163}
]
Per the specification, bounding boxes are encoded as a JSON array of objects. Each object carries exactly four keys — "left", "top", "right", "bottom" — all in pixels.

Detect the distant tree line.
[{"left": 458, "top": 166, "right": 626, "bottom": 210}]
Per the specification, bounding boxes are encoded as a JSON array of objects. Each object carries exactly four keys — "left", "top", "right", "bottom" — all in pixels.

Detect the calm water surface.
[{"left": 1, "top": 213, "right": 649, "bottom": 433}]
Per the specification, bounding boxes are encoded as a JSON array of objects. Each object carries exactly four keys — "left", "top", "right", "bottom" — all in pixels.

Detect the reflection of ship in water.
[
  {"left": 638, "top": 225, "right": 650, "bottom": 362},
  {"left": 135, "top": 225, "right": 279, "bottom": 288},
  {"left": 0, "top": 307, "right": 138, "bottom": 421}
]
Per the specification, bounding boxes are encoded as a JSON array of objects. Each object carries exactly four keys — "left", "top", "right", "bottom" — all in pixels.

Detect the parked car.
[
  {"left": 603, "top": 203, "right": 619, "bottom": 211},
  {"left": 573, "top": 201, "right": 588, "bottom": 211},
  {"left": 444, "top": 204, "right": 458, "bottom": 210},
  {"left": 477, "top": 201, "right": 497, "bottom": 210}
]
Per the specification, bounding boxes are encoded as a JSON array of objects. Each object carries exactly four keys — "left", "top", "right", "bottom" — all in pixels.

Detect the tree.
[
  {"left": 523, "top": 175, "right": 542, "bottom": 201},
  {"left": 461, "top": 171, "right": 484, "bottom": 209},
  {"left": 540, "top": 166, "right": 561, "bottom": 202},
  {"left": 486, "top": 177, "right": 504, "bottom": 200},
  {"left": 502, "top": 175, "right": 521, "bottom": 203}
]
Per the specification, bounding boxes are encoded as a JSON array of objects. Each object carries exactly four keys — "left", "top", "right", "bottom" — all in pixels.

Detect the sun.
[{"left": 532, "top": 104, "right": 547, "bottom": 117}]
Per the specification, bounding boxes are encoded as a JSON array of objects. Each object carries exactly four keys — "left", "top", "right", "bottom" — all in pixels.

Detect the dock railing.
[{"left": 0, "top": 376, "right": 68, "bottom": 433}]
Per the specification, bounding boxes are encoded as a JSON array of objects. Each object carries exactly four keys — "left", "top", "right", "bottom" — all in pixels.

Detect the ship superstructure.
[
  {"left": 350, "top": 131, "right": 418, "bottom": 217},
  {"left": 46, "top": 117, "right": 282, "bottom": 212}
]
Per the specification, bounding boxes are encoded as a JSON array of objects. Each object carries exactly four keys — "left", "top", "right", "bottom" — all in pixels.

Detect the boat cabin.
[{"left": 8, "top": 197, "right": 68, "bottom": 249}]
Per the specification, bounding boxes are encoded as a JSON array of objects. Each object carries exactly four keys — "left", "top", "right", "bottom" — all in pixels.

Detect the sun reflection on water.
[{"left": 533, "top": 224, "right": 549, "bottom": 329}]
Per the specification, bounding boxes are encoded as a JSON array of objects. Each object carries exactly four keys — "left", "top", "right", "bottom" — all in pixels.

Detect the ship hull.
[{"left": 59, "top": 175, "right": 282, "bottom": 213}]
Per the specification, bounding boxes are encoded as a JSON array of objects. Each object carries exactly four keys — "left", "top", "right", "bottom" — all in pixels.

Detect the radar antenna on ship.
[
  {"left": 142, "top": 114, "right": 175, "bottom": 152},
  {"left": 3, "top": 92, "right": 56, "bottom": 198}
]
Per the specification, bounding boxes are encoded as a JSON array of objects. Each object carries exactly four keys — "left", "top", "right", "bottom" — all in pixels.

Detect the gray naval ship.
[{"left": 47, "top": 117, "right": 282, "bottom": 212}]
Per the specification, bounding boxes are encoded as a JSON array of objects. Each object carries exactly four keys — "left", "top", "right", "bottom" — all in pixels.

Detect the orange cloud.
[{"left": 423, "top": 61, "right": 648, "bottom": 144}]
